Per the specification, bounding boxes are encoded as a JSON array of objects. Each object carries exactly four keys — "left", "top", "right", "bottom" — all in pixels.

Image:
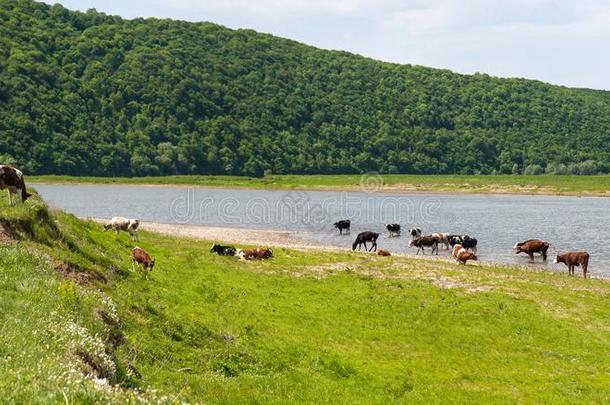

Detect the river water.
[{"left": 34, "top": 184, "right": 609, "bottom": 276}]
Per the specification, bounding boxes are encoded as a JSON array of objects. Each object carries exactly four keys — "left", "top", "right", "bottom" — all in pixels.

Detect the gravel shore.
[{"left": 88, "top": 218, "right": 343, "bottom": 251}]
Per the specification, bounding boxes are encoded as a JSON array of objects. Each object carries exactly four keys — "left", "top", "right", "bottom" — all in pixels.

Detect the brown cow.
[
  {"left": 237, "top": 248, "right": 273, "bottom": 260},
  {"left": 131, "top": 247, "right": 155, "bottom": 279},
  {"left": 554, "top": 252, "right": 589, "bottom": 278},
  {"left": 377, "top": 249, "right": 391, "bottom": 256},
  {"left": 452, "top": 244, "right": 465, "bottom": 259},
  {"left": 456, "top": 250, "right": 478, "bottom": 265},
  {"left": 514, "top": 239, "right": 549, "bottom": 261},
  {"left": 0, "top": 165, "right": 31, "bottom": 204},
  {"left": 408, "top": 235, "right": 439, "bottom": 255}
]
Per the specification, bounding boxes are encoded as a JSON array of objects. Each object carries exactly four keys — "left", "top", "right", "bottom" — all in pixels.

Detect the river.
[{"left": 34, "top": 184, "right": 608, "bottom": 275}]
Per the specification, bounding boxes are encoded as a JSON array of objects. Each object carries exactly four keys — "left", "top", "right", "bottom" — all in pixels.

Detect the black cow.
[
  {"left": 352, "top": 231, "right": 379, "bottom": 252},
  {"left": 210, "top": 243, "right": 237, "bottom": 256},
  {"left": 386, "top": 223, "right": 401, "bottom": 237},
  {"left": 334, "top": 219, "right": 351, "bottom": 235},
  {"left": 461, "top": 236, "right": 478, "bottom": 253}
]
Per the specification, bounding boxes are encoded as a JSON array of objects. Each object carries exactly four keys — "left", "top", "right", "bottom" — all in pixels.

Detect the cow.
[
  {"left": 513, "top": 239, "right": 537, "bottom": 250},
  {"left": 131, "top": 247, "right": 155, "bottom": 279},
  {"left": 432, "top": 232, "right": 451, "bottom": 249},
  {"left": 448, "top": 235, "right": 464, "bottom": 247},
  {"left": 386, "top": 224, "right": 401, "bottom": 237},
  {"left": 352, "top": 231, "right": 379, "bottom": 252},
  {"left": 554, "top": 251, "right": 589, "bottom": 278},
  {"left": 377, "top": 249, "right": 391, "bottom": 256},
  {"left": 104, "top": 217, "right": 140, "bottom": 240},
  {"left": 210, "top": 243, "right": 237, "bottom": 256},
  {"left": 236, "top": 248, "right": 273, "bottom": 260},
  {"left": 0, "top": 165, "right": 32, "bottom": 205},
  {"left": 334, "top": 220, "right": 351, "bottom": 235},
  {"left": 452, "top": 244, "right": 465, "bottom": 259},
  {"left": 461, "top": 236, "right": 478, "bottom": 253},
  {"left": 408, "top": 235, "right": 439, "bottom": 255},
  {"left": 408, "top": 227, "right": 422, "bottom": 240},
  {"left": 514, "top": 239, "right": 549, "bottom": 261},
  {"left": 456, "top": 250, "right": 478, "bottom": 265}
]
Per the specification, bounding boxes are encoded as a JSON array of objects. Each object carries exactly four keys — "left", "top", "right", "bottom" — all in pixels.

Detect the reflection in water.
[{"left": 35, "top": 183, "right": 610, "bottom": 276}]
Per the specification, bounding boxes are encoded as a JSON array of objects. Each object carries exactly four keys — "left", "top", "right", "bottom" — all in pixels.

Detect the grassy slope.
[
  {"left": 30, "top": 174, "right": 610, "bottom": 196},
  {"left": 1, "top": 194, "right": 610, "bottom": 402}
]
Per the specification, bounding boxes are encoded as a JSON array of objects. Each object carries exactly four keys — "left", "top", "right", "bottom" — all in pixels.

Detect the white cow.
[{"left": 104, "top": 217, "right": 140, "bottom": 240}]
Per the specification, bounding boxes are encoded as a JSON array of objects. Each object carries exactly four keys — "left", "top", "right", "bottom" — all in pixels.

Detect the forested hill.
[{"left": 2, "top": 0, "right": 610, "bottom": 176}]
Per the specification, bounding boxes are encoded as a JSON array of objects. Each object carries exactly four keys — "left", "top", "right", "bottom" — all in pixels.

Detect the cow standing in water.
[
  {"left": 0, "top": 165, "right": 31, "bottom": 205},
  {"left": 334, "top": 220, "right": 351, "bottom": 235},
  {"left": 514, "top": 239, "right": 549, "bottom": 261}
]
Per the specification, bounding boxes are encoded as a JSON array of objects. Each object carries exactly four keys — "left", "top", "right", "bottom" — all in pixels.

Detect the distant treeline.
[{"left": 2, "top": 0, "right": 610, "bottom": 176}]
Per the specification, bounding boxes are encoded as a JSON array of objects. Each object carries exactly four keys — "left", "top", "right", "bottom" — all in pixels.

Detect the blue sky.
[{"left": 44, "top": 0, "right": 610, "bottom": 90}]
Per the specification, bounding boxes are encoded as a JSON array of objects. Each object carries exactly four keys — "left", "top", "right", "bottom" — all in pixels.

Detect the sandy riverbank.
[{"left": 88, "top": 218, "right": 344, "bottom": 251}]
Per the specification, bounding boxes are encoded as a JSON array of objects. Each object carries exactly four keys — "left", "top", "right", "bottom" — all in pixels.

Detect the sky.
[{"left": 43, "top": 0, "right": 610, "bottom": 90}]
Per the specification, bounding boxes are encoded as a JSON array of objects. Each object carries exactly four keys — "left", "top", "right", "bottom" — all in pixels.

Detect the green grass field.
[
  {"left": 29, "top": 174, "right": 610, "bottom": 196},
  {"left": 1, "top": 193, "right": 610, "bottom": 402}
]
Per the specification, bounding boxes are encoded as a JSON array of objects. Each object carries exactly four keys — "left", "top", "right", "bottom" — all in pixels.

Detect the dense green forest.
[{"left": 2, "top": 0, "right": 610, "bottom": 176}]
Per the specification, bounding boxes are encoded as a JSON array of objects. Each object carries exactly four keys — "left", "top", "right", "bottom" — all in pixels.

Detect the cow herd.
[
  {"left": 0, "top": 164, "right": 593, "bottom": 278},
  {"left": 335, "top": 219, "right": 590, "bottom": 277}
]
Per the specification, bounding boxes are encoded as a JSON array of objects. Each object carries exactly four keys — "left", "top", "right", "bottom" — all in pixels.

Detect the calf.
[
  {"left": 408, "top": 227, "right": 422, "bottom": 240},
  {"left": 377, "top": 249, "right": 391, "bottom": 256},
  {"left": 386, "top": 224, "right": 401, "bottom": 237},
  {"left": 104, "top": 217, "right": 140, "bottom": 240},
  {"left": 408, "top": 235, "right": 439, "bottom": 255},
  {"left": 352, "top": 231, "right": 379, "bottom": 252},
  {"left": 237, "top": 248, "right": 273, "bottom": 260},
  {"left": 0, "top": 165, "right": 31, "bottom": 205},
  {"left": 514, "top": 239, "right": 549, "bottom": 261},
  {"left": 554, "top": 252, "right": 589, "bottom": 278},
  {"left": 131, "top": 247, "right": 155, "bottom": 279},
  {"left": 210, "top": 243, "right": 237, "bottom": 256},
  {"left": 456, "top": 250, "right": 478, "bottom": 265},
  {"left": 334, "top": 219, "right": 351, "bottom": 235}
]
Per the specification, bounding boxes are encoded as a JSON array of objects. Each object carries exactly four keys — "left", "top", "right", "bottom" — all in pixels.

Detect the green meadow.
[
  {"left": 1, "top": 193, "right": 609, "bottom": 403},
  {"left": 30, "top": 174, "right": 610, "bottom": 196}
]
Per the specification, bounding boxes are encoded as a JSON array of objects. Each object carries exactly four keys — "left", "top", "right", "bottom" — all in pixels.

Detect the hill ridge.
[{"left": 1, "top": 0, "right": 610, "bottom": 176}]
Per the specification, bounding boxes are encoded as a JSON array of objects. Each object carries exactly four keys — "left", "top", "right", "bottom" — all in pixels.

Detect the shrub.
[{"left": 523, "top": 164, "right": 544, "bottom": 175}]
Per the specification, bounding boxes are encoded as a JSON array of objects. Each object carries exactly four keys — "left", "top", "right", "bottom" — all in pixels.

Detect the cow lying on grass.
[
  {"left": 237, "top": 248, "right": 273, "bottom": 260},
  {"left": 377, "top": 249, "right": 391, "bottom": 256},
  {"left": 554, "top": 251, "right": 589, "bottom": 278},
  {"left": 210, "top": 243, "right": 237, "bottom": 256},
  {"left": 0, "top": 165, "right": 31, "bottom": 205},
  {"left": 104, "top": 217, "right": 140, "bottom": 240},
  {"left": 514, "top": 239, "right": 549, "bottom": 261},
  {"left": 131, "top": 247, "right": 155, "bottom": 279}
]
